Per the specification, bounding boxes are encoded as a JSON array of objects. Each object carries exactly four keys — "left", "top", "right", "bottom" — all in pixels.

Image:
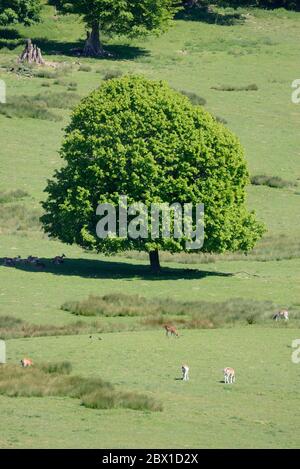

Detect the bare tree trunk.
[
  {"left": 19, "top": 39, "right": 45, "bottom": 65},
  {"left": 83, "top": 22, "right": 108, "bottom": 57},
  {"left": 149, "top": 249, "right": 161, "bottom": 272}
]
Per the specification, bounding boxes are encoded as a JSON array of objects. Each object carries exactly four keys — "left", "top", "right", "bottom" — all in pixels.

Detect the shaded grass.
[{"left": 0, "top": 363, "right": 162, "bottom": 412}]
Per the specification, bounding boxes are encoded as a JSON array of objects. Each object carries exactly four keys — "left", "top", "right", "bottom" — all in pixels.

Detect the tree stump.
[{"left": 19, "top": 39, "right": 45, "bottom": 65}]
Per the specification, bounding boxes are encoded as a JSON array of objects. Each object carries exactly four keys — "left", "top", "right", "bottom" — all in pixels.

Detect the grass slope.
[{"left": 0, "top": 5, "right": 300, "bottom": 448}]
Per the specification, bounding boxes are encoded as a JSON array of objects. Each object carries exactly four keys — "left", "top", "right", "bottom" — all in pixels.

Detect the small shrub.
[
  {"left": 0, "top": 189, "right": 29, "bottom": 204},
  {"left": 212, "top": 84, "right": 258, "bottom": 91},
  {"left": 39, "top": 361, "right": 72, "bottom": 375},
  {"left": 215, "top": 116, "right": 228, "bottom": 125},
  {"left": 33, "top": 69, "right": 58, "bottom": 79},
  {"left": 179, "top": 90, "right": 206, "bottom": 106},
  {"left": 250, "top": 175, "right": 296, "bottom": 188},
  {"left": 102, "top": 69, "right": 123, "bottom": 80},
  {"left": 41, "top": 82, "right": 51, "bottom": 88},
  {"left": 78, "top": 64, "right": 92, "bottom": 72}
]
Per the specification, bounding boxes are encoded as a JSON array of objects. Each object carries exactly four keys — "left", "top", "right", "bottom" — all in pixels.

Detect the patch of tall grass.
[
  {"left": 0, "top": 315, "right": 119, "bottom": 340},
  {"left": 0, "top": 364, "right": 162, "bottom": 412},
  {"left": 62, "top": 294, "right": 290, "bottom": 327},
  {"left": 0, "top": 189, "right": 29, "bottom": 204},
  {"left": 251, "top": 174, "right": 296, "bottom": 189},
  {"left": 120, "top": 234, "right": 300, "bottom": 263},
  {"left": 0, "top": 92, "right": 81, "bottom": 121},
  {"left": 0, "top": 203, "right": 41, "bottom": 234}
]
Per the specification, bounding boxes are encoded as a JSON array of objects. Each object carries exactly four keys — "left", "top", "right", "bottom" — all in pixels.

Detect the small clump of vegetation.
[
  {"left": 0, "top": 203, "right": 41, "bottom": 234},
  {"left": 102, "top": 69, "right": 123, "bottom": 80},
  {"left": 0, "top": 315, "right": 108, "bottom": 340},
  {"left": 78, "top": 64, "right": 92, "bottom": 72},
  {"left": 0, "top": 189, "right": 29, "bottom": 204},
  {"left": 250, "top": 174, "right": 296, "bottom": 189},
  {"left": 211, "top": 83, "right": 258, "bottom": 91},
  {"left": 0, "top": 92, "right": 81, "bottom": 121},
  {"left": 0, "top": 363, "right": 162, "bottom": 412},
  {"left": 179, "top": 90, "right": 206, "bottom": 106}
]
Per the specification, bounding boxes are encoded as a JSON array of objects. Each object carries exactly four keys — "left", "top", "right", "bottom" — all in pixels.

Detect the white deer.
[
  {"left": 182, "top": 364, "right": 189, "bottom": 381},
  {"left": 223, "top": 367, "right": 235, "bottom": 384}
]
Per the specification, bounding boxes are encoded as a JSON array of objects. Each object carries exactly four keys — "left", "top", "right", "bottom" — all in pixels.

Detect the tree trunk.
[
  {"left": 149, "top": 249, "right": 161, "bottom": 272},
  {"left": 83, "top": 22, "right": 106, "bottom": 57},
  {"left": 19, "top": 39, "right": 45, "bottom": 65}
]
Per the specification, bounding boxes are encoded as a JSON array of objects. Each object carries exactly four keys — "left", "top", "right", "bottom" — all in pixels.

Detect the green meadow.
[{"left": 0, "top": 4, "right": 300, "bottom": 448}]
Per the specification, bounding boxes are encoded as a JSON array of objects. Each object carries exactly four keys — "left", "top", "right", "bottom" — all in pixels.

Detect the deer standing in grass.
[
  {"left": 20, "top": 358, "right": 33, "bottom": 367},
  {"left": 182, "top": 364, "right": 189, "bottom": 381},
  {"left": 164, "top": 324, "right": 179, "bottom": 338},
  {"left": 273, "top": 310, "right": 289, "bottom": 321},
  {"left": 223, "top": 367, "right": 235, "bottom": 384}
]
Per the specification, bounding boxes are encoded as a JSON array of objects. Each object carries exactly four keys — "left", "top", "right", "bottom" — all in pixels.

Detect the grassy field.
[{"left": 0, "top": 4, "right": 300, "bottom": 448}]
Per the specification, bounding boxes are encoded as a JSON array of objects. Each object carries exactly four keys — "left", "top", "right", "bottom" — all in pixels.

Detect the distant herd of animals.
[
  {"left": 2, "top": 259, "right": 289, "bottom": 384},
  {"left": 2, "top": 254, "right": 66, "bottom": 269},
  {"left": 17, "top": 314, "right": 289, "bottom": 384}
]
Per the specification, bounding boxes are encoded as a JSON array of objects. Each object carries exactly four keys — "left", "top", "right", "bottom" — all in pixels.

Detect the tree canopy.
[
  {"left": 41, "top": 76, "right": 265, "bottom": 270},
  {"left": 53, "top": 0, "right": 180, "bottom": 56},
  {"left": 0, "top": 0, "right": 42, "bottom": 26}
]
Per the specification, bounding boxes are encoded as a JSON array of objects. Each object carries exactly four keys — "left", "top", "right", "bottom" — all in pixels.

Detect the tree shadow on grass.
[
  {"left": 1, "top": 257, "right": 233, "bottom": 281},
  {"left": 0, "top": 27, "right": 149, "bottom": 61},
  {"left": 0, "top": 28, "right": 24, "bottom": 49},
  {"left": 176, "top": 7, "right": 245, "bottom": 26}
]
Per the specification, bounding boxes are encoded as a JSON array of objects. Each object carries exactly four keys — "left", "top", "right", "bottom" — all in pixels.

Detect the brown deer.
[
  {"left": 223, "top": 367, "right": 235, "bottom": 384},
  {"left": 20, "top": 358, "right": 33, "bottom": 367},
  {"left": 164, "top": 324, "right": 179, "bottom": 338},
  {"left": 273, "top": 310, "right": 289, "bottom": 321}
]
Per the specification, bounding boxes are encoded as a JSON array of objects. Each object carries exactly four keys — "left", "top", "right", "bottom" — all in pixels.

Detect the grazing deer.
[
  {"left": 164, "top": 324, "right": 179, "bottom": 338},
  {"left": 223, "top": 367, "right": 235, "bottom": 384},
  {"left": 52, "top": 254, "right": 66, "bottom": 265},
  {"left": 182, "top": 364, "right": 189, "bottom": 381},
  {"left": 26, "top": 255, "right": 39, "bottom": 265},
  {"left": 20, "top": 358, "right": 33, "bottom": 367},
  {"left": 3, "top": 257, "right": 15, "bottom": 266},
  {"left": 273, "top": 310, "right": 289, "bottom": 321}
]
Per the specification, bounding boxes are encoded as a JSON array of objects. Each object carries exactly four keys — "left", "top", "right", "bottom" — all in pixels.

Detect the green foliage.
[
  {"left": 0, "top": 0, "right": 42, "bottom": 26},
  {"left": 42, "top": 76, "right": 265, "bottom": 258},
  {"left": 219, "top": 1, "right": 299, "bottom": 10},
  {"left": 56, "top": 0, "right": 180, "bottom": 34}
]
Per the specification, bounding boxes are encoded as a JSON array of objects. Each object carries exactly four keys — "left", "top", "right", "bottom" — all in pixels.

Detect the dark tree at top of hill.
[
  {"left": 0, "top": 0, "right": 42, "bottom": 26},
  {"left": 53, "top": 0, "right": 180, "bottom": 57},
  {"left": 41, "top": 76, "right": 265, "bottom": 272}
]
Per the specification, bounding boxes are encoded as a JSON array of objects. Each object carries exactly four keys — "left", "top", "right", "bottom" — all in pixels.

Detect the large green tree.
[
  {"left": 41, "top": 76, "right": 265, "bottom": 271},
  {"left": 0, "top": 0, "right": 42, "bottom": 26},
  {"left": 53, "top": 0, "right": 180, "bottom": 57}
]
